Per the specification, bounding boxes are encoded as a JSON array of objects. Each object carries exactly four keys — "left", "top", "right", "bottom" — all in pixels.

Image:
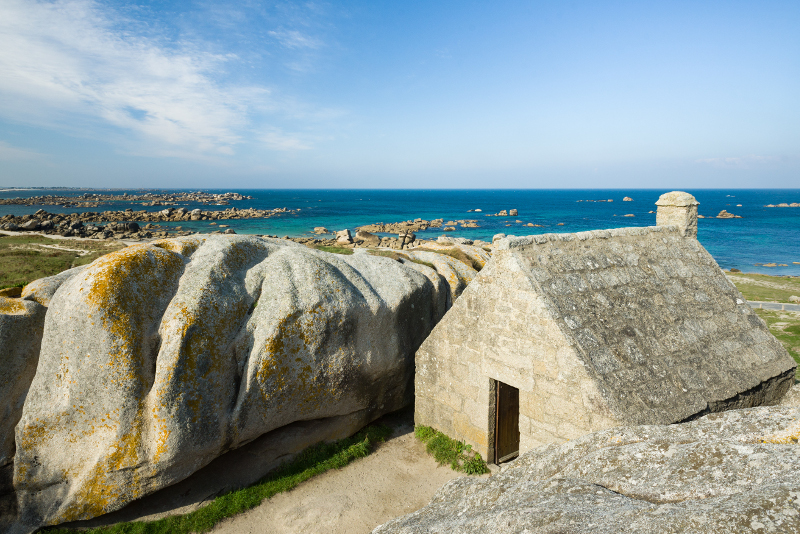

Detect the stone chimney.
[{"left": 655, "top": 191, "right": 699, "bottom": 238}]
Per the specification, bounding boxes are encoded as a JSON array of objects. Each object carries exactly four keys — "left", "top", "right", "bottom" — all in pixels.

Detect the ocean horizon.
[{"left": 2, "top": 188, "right": 799, "bottom": 276}]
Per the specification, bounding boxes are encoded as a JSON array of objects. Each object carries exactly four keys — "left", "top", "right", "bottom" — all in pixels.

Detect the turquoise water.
[{"left": 2, "top": 189, "right": 798, "bottom": 275}]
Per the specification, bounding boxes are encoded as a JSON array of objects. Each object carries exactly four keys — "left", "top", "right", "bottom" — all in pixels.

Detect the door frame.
[{"left": 492, "top": 378, "right": 520, "bottom": 464}]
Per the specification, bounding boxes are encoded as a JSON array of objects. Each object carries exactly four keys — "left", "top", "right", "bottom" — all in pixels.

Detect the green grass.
[
  {"left": 754, "top": 309, "right": 800, "bottom": 380},
  {"left": 368, "top": 249, "right": 410, "bottom": 261},
  {"left": 729, "top": 272, "right": 800, "bottom": 303},
  {"left": 414, "top": 425, "right": 490, "bottom": 475},
  {"left": 311, "top": 245, "right": 354, "bottom": 255},
  {"left": 45, "top": 424, "right": 392, "bottom": 534},
  {"left": 0, "top": 235, "right": 125, "bottom": 289}
]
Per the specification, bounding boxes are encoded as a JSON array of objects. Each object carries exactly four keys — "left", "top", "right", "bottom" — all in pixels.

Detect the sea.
[{"left": 1, "top": 188, "right": 799, "bottom": 276}]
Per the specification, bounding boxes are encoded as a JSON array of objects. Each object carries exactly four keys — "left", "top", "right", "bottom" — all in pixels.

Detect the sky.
[{"left": 0, "top": 0, "right": 798, "bottom": 189}]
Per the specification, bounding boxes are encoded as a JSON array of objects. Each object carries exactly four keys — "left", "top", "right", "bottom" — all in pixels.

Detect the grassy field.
[
  {"left": 753, "top": 309, "right": 800, "bottom": 380},
  {"left": 728, "top": 272, "right": 800, "bottom": 303},
  {"left": 0, "top": 234, "right": 126, "bottom": 289}
]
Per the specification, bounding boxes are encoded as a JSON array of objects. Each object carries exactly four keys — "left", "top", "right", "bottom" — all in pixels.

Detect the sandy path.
[{"left": 210, "top": 423, "right": 479, "bottom": 534}]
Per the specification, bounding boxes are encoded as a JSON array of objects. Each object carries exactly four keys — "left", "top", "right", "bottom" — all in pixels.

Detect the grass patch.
[
  {"left": 414, "top": 425, "right": 489, "bottom": 475},
  {"left": 414, "top": 247, "right": 483, "bottom": 272},
  {"left": 754, "top": 309, "right": 800, "bottom": 380},
  {"left": 45, "top": 424, "right": 392, "bottom": 534},
  {"left": 729, "top": 272, "right": 800, "bottom": 303},
  {"left": 0, "top": 235, "right": 125, "bottom": 288},
  {"left": 368, "top": 249, "right": 410, "bottom": 261},
  {"left": 311, "top": 245, "right": 354, "bottom": 255}
]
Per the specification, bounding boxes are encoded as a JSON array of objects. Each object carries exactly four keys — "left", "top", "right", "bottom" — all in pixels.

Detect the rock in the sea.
[
  {"left": 375, "top": 405, "right": 800, "bottom": 534},
  {"left": 623, "top": 196, "right": 633, "bottom": 201},
  {"left": 10, "top": 235, "right": 445, "bottom": 531},
  {"left": 717, "top": 210, "right": 742, "bottom": 219},
  {"left": 509, "top": 209, "right": 518, "bottom": 216}
]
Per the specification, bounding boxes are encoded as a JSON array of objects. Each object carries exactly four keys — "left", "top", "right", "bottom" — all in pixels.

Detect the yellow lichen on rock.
[
  {"left": 0, "top": 295, "right": 28, "bottom": 315},
  {"left": 151, "top": 236, "right": 205, "bottom": 256}
]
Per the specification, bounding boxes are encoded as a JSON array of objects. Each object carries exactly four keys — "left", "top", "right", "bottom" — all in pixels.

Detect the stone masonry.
[{"left": 414, "top": 193, "right": 796, "bottom": 463}]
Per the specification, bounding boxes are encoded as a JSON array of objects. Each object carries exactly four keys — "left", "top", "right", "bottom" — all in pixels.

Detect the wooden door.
[{"left": 495, "top": 381, "right": 520, "bottom": 464}]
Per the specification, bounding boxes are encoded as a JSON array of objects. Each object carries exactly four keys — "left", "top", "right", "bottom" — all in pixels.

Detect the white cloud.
[
  {"left": 0, "top": 0, "right": 273, "bottom": 156},
  {"left": 0, "top": 141, "right": 43, "bottom": 160}
]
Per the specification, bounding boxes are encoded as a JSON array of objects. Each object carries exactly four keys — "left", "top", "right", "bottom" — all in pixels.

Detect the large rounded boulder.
[{"left": 11, "top": 235, "right": 446, "bottom": 530}]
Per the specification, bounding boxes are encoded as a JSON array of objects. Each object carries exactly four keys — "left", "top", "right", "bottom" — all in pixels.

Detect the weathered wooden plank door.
[{"left": 495, "top": 381, "right": 520, "bottom": 464}]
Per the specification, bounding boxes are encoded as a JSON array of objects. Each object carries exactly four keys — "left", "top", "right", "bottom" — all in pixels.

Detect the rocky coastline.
[
  {"left": 0, "top": 206, "right": 299, "bottom": 240},
  {"left": 0, "top": 191, "right": 252, "bottom": 208}
]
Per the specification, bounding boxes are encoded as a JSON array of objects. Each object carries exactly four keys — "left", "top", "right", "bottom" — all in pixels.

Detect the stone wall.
[{"left": 414, "top": 251, "right": 621, "bottom": 461}]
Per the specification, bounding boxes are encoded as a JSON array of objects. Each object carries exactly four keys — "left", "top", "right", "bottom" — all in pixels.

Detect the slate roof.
[{"left": 497, "top": 226, "right": 796, "bottom": 425}]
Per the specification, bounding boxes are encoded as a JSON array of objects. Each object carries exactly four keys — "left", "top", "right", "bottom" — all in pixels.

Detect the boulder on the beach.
[
  {"left": 375, "top": 405, "right": 800, "bottom": 534},
  {"left": 10, "top": 235, "right": 445, "bottom": 531},
  {"left": 355, "top": 230, "right": 381, "bottom": 247},
  {"left": 336, "top": 229, "right": 353, "bottom": 244},
  {"left": 19, "top": 220, "right": 39, "bottom": 231}
]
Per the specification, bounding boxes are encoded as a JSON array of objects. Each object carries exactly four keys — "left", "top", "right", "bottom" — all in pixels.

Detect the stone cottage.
[{"left": 414, "top": 192, "right": 797, "bottom": 464}]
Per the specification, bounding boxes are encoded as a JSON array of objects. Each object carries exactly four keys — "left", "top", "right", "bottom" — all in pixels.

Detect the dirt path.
[{"left": 210, "top": 423, "right": 480, "bottom": 534}]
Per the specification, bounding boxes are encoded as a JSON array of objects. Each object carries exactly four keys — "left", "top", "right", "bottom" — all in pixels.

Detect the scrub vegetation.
[
  {"left": 414, "top": 425, "right": 490, "bottom": 475},
  {"left": 311, "top": 245, "right": 354, "bottom": 255},
  {"left": 45, "top": 424, "right": 392, "bottom": 534},
  {"left": 0, "top": 235, "right": 125, "bottom": 289}
]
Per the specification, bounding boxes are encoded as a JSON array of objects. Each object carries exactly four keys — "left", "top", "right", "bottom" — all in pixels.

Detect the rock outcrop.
[
  {"left": 375, "top": 405, "right": 800, "bottom": 534},
  {"left": 6, "top": 235, "right": 452, "bottom": 532}
]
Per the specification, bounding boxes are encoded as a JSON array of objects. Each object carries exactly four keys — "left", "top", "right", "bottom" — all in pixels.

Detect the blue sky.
[{"left": 0, "top": 0, "right": 798, "bottom": 188}]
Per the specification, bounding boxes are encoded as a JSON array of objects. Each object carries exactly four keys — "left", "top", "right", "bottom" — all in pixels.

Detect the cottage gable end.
[{"left": 415, "top": 252, "right": 621, "bottom": 459}]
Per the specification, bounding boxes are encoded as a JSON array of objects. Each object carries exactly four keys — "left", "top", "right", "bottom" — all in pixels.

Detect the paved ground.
[
  {"left": 749, "top": 301, "right": 800, "bottom": 312},
  {"left": 210, "top": 415, "right": 480, "bottom": 534}
]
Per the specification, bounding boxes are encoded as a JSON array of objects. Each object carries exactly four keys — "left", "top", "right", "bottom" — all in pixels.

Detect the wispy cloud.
[
  {"left": 261, "top": 128, "right": 312, "bottom": 151},
  {"left": 0, "top": 0, "right": 278, "bottom": 156},
  {"left": 0, "top": 141, "right": 43, "bottom": 161},
  {"left": 268, "top": 29, "right": 322, "bottom": 50}
]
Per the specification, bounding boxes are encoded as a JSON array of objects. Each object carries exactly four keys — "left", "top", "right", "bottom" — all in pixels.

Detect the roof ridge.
[{"left": 494, "top": 225, "right": 682, "bottom": 251}]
